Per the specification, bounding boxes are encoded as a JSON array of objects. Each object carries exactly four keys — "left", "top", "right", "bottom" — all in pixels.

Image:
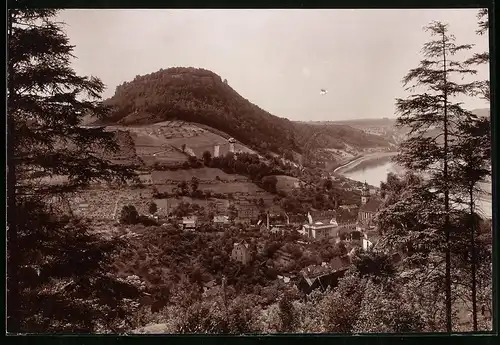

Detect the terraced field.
[{"left": 105, "top": 121, "right": 258, "bottom": 167}]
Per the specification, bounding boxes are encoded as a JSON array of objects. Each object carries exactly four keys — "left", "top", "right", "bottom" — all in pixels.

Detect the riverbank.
[{"left": 333, "top": 151, "right": 398, "bottom": 175}]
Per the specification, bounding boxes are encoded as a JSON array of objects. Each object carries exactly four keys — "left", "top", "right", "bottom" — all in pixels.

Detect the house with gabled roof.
[
  {"left": 231, "top": 241, "right": 251, "bottom": 265},
  {"left": 182, "top": 216, "right": 197, "bottom": 231},
  {"left": 296, "top": 258, "right": 349, "bottom": 295}
]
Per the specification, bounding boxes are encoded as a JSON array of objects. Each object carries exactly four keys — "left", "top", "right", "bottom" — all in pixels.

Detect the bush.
[
  {"left": 120, "top": 205, "right": 139, "bottom": 225},
  {"left": 148, "top": 202, "right": 158, "bottom": 215}
]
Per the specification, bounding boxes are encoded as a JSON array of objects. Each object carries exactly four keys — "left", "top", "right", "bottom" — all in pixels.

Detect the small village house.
[
  {"left": 231, "top": 242, "right": 251, "bottom": 265},
  {"left": 182, "top": 215, "right": 197, "bottom": 231},
  {"left": 296, "top": 258, "right": 349, "bottom": 295},
  {"left": 213, "top": 215, "right": 230, "bottom": 229}
]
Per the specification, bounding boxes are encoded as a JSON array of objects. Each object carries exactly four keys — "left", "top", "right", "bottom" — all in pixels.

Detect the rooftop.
[{"left": 359, "top": 197, "right": 383, "bottom": 213}]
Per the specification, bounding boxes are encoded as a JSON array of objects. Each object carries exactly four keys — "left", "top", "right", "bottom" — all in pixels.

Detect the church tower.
[{"left": 361, "top": 182, "right": 370, "bottom": 205}]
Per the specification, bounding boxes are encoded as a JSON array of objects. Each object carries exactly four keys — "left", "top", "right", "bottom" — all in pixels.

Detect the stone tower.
[
  {"left": 228, "top": 138, "right": 236, "bottom": 153},
  {"left": 361, "top": 182, "right": 370, "bottom": 205}
]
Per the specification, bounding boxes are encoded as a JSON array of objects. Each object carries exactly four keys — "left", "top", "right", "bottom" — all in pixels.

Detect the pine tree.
[
  {"left": 450, "top": 9, "right": 491, "bottom": 331},
  {"left": 7, "top": 7, "right": 137, "bottom": 332},
  {"left": 393, "top": 21, "right": 479, "bottom": 332},
  {"left": 465, "top": 9, "right": 490, "bottom": 101}
]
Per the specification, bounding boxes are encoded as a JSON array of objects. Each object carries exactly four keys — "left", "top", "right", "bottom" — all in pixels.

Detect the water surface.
[{"left": 341, "top": 158, "right": 492, "bottom": 219}]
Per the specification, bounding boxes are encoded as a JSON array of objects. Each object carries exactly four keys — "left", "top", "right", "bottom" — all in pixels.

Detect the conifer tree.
[
  {"left": 7, "top": 6, "right": 137, "bottom": 332},
  {"left": 450, "top": 9, "right": 491, "bottom": 330},
  {"left": 450, "top": 116, "right": 490, "bottom": 331},
  {"left": 393, "top": 21, "right": 479, "bottom": 332}
]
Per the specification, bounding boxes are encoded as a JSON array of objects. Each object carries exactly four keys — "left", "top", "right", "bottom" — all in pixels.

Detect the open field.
[
  {"left": 275, "top": 175, "right": 302, "bottom": 193},
  {"left": 154, "top": 197, "right": 230, "bottom": 213},
  {"left": 198, "top": 182, "right": 264, "bottom": 194},
  {"left": 151, "top": 168, "right": 248, "bottom": 183}
]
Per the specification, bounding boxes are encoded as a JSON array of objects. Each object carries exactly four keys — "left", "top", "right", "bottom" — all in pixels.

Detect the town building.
[
  {"left": 296, "top": 257, "right": 349, "bottom": 295},
  {"left": 300, "top": 210, "right": 338, "bottom": 240},
  {"left": 182, "top": 216, "right": 197, "bottom": 231},
  {"left": 356, "top": 182, "right": 383, "bottom": 232},
  {"left": 300, "top": 210, "right": 358, "bottom": 241},
  {"left": 236, "top": 203, "right": 260, "bottom": 224},
  {"left": 231, "top": 242, "right": 251, "bottom": 265},
  {"left": 213, "top": 215, "right": 230, "bottom": 229}
]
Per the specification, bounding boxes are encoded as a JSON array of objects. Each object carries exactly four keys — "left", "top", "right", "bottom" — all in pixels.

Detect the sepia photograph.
[{"left": 6, "top": 5, "right": 493, "bottom": 335}]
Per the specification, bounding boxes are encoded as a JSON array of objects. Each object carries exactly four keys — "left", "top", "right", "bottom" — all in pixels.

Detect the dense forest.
[{"left": 101, "top": 68, "right": 392, "bottom": 154}]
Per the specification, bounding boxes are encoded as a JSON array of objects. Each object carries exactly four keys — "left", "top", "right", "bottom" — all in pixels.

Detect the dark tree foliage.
[
  {"left": 261, "top": 175, "right": 279, "bottom": 194},
  {"left": 13, "top": 199, "right": 143, "bottom": 332},
  {"left": 393, "top": 21, "right": 480, "bottom": 332},
  {"left": 202, "top": 150, "right": 212, "bottom": 166},
  {"left": 278, "top": 292, "right": 297, "bottom": 332},
  {"left": 148, "top": 201, "right": 158, "bottom": 215},
  {"left": 476, "top": 8, "right": 489, "bottom": 35},
  {"left": 7, "top": 8, "right": 138, "bottom": 332},
  {"left": 465, "top": 9, "right": 490, "bottom": 101},
  {"left": 351, "top": 251, "right": 396, "bottom": 284},
  {"left": 190, "top": 176, "right": 200, "bottom": 193},
  {"left": 120, "top": 205, "right": 139, "bottom": 225},
  {"left": 450, "top": 116, "right": 491, "bottom": 330}
]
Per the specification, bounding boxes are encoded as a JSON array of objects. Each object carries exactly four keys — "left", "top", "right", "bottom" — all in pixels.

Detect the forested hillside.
[{"left": 102, "top": 67, "right": 392, "bottom": 154}]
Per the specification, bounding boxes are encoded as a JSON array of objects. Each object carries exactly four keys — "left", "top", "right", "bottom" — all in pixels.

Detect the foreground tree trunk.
[
  {"left": 7, "top": 8, "right": 19, "bottom": 333},
  {"left": 441, "top": 30, "right": 452, "bottom": 333},
  {"left": 469, "top": 187, "right": 478, "bottom": 330}
]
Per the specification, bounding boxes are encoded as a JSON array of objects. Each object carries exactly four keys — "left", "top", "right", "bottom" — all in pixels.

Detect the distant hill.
[
  {"left": 472, "top": 108, "right": 490, "bottom": 118},
  {"left": 306, "top": 118, "right": 397, "bottom": 127},
  {"left": 99, "top": 67, "right": 393, "bottom": 156}
]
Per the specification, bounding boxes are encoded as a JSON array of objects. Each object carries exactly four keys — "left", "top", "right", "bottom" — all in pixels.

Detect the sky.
[{"left": 58, "top": 9, "right": 490, "bottom": 122}]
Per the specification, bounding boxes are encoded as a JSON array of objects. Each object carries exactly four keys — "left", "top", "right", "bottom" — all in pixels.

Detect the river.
[{"left": 338, "top": 154, "right": 492, "bottom": 219}]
